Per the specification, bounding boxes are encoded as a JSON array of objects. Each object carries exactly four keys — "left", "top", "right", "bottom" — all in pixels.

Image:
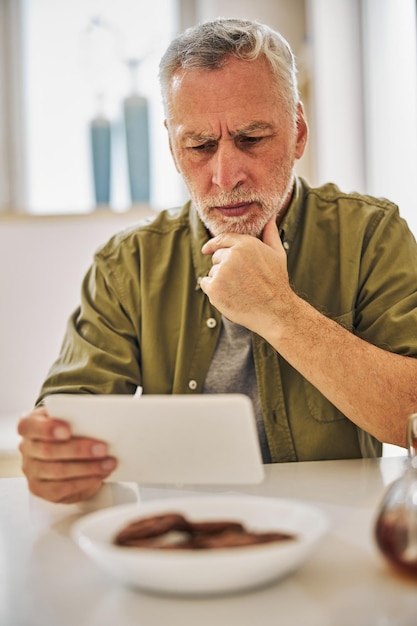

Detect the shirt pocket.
[{"left": 302, "top": 309, "right": 354, "bottom": 424}]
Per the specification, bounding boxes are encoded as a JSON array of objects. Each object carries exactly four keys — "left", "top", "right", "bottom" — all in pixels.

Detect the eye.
[
  {"left": 191, "top": 141, "right": 217, "bottom": 152},
  {"left": 239, "top": 136, "right": 263, "bottom": 146}
]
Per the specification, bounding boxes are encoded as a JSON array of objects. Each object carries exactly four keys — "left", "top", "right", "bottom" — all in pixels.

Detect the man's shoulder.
[
  {"left": 300, "top": 177, "right": 399, "bottom": 216},
  {"left": 95, "top": 202, "right": 193, "bottom": 259}
]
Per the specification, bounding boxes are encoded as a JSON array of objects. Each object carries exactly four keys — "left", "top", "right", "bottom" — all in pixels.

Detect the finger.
[
  {"left": 19, "top": 436, "right": 110, "bottom": 461},
  {"left": 200, "top": 263, "right": 221, "bottom": 293},
  {"left": 199, "top": 253, "right": 222, "bottom": 294},
  {"left": 211, "top": 247, "right": 229, "bottom": 266},
  {"left": 261, "top": 216, "right": 281, "bottom": 250},
  {"left": 201, "top": 232, "right": 242, "bottom": 255},
  {"left": 207, "top": 264, "right": 220, "bottom": 280},
  {"left": 22, "top": 456, "right": 117, "bottom": 481},
  {"left": 28, "top": 476, "right": 105, "bottom": 504},
  {"left": 18, "top": 410, "right": 71, "bottom": 442},
  {"left": 199, "top": 274, "right": 210, "bottom": 294}
]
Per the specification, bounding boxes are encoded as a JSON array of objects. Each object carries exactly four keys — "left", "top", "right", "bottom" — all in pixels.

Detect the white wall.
[{"left": 0, "top": 209, "right": 155, "bottom": 420}]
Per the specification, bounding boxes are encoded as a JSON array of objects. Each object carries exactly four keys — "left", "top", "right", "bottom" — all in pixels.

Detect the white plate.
[{"left": 71, "top": 495, "right": 329, "bottom": 596}]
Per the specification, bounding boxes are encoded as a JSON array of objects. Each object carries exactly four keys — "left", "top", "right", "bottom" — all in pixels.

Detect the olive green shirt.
[{"left": 38, "top": 177, "right": 417, "bottom": 461}]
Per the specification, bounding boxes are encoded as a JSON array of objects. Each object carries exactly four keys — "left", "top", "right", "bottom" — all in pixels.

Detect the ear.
[
  {"left": 164, "top": 119, "right": 180, "bottom": 173},
  {"left": 294, "top": 101, "right": 308, "bottom": 160}
]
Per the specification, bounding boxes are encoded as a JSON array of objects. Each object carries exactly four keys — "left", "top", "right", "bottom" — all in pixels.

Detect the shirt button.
[
  {"left": 188, "top": 379, "right": 198, "bottom": 390},
  {"left": 206, "top": 317, "right": 217, "bottom": 328}
]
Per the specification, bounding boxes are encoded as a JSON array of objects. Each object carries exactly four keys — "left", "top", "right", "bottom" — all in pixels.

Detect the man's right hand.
[{"left": 18, "top": 406, "right": 117, "bottom": 503}]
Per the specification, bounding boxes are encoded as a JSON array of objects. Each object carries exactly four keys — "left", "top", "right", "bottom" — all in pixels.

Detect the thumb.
[{"left": 261, "top": 216, "right": 282, "bottom": 250}]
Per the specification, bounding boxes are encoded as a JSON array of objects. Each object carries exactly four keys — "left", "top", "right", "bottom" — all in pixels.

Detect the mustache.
[{"left": 200, "top": 190, "right": 268, "bottom": 210}]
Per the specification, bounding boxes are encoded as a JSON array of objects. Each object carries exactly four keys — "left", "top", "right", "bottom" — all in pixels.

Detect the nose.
[{"left": 211, "top": 140, "right": 247, "bottom": 191}]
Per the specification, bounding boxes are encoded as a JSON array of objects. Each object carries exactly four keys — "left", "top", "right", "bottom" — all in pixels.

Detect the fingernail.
[
  {"left": 53, "top": 426, "right": 69, "bottom": 440},
  {"left": 92, "top": 443, "right": 107, "bottom": 457},
  {"left": 101, "top": 458, "right": 116, "bottom": 471}
]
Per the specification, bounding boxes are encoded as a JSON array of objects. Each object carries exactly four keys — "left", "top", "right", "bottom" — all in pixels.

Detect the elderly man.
[{"left": 18, "top": 18, "right": 417, "bottom": 503}]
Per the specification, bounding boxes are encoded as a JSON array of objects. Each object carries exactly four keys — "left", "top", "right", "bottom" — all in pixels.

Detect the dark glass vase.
[{"left": 375, "top": 414, "right": 417, "bottom": 577}]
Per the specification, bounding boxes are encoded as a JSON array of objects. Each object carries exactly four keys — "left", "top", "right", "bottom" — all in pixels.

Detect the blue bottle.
[
  {"left": 124, "top": 94, "right": 150, "bottom": 204},
  {"left": 91, "top": 115, "right": 111, "bottom": 206},
  {"left": 123, "top": 59, "right": 150, "bottom": 205}
]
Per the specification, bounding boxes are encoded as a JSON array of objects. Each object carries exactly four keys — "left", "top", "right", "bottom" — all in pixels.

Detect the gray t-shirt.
[{"left": 202, "top": 316, "right": 271, "bottom": 463}]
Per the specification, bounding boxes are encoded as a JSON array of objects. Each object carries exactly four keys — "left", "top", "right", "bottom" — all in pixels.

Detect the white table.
[{"left": 1, "top": 456, "right": 417, "bottom": 626}]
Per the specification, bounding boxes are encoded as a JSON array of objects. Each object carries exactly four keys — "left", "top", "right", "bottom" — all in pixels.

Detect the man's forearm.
[{"left": 264, "top": 293, "right": 417, "bottom": 448}]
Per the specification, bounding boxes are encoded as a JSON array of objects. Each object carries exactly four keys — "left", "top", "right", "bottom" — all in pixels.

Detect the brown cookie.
[
  {"left": 114, "top": 513, "right": 189, "bottom": 545},
  {"left": 186, "top": 520, "right": 245, "bottom": 535},
  {"left": 185, "top": 529, "right": 295, "bottom": 549},
  {"left": 114, "top": 512, "right": 296, "bottom": 550}
]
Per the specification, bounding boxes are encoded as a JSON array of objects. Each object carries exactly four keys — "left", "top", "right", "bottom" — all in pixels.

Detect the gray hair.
[{"left": 159, "top": 17, "right": 299, "bottom": 119}]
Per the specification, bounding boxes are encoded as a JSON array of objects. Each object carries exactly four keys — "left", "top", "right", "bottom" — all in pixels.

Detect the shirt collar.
[
  {"left": 279, "top": 175, "right": 305, "bottom": 246},
  {"left": 188, "top": 201, "right": 213, "bottom": 289}
]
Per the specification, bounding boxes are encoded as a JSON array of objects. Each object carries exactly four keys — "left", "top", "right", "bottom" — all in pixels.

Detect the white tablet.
[{"left": 43, "top": 393, "right": 265, "bottom": 485}]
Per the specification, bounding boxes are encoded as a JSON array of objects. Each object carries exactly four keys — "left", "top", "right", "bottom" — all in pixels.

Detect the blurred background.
[{"left": 0, "top": 0, "right": 416, "bottom": 462}]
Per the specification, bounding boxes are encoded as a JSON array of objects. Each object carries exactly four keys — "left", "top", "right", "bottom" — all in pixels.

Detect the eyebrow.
[
  {"left": 182, "top": 122, "right": 274, "bottom": 143},
  {"left": 182, "top": 131, "right": 217, "bottom": 143},
  {"left": 231, "top": 121, "right": 274, "bottom": 136}
]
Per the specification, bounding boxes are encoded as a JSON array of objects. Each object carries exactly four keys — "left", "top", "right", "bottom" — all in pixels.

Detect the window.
[
  {"left": 1, "top": 0, "right": 185, "bottom": 214},
  {"left": 361, "top": 0, "right": 417, "bottom": 235},
  {"left": 307, "top": 0, "right": 417, "bottom": 237}
]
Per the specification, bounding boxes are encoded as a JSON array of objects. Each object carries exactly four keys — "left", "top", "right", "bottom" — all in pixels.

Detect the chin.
[{"left": 204, "top": 216, "right": 266, "bottom": 238}]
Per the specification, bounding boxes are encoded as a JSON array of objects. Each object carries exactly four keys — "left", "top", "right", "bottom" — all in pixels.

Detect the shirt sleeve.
[
  {"left": 36, "top": 251, "right": 141, "bottom": 404},
  {"left": 355, "top": 204, "right": 417, "bottom": 356}
]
